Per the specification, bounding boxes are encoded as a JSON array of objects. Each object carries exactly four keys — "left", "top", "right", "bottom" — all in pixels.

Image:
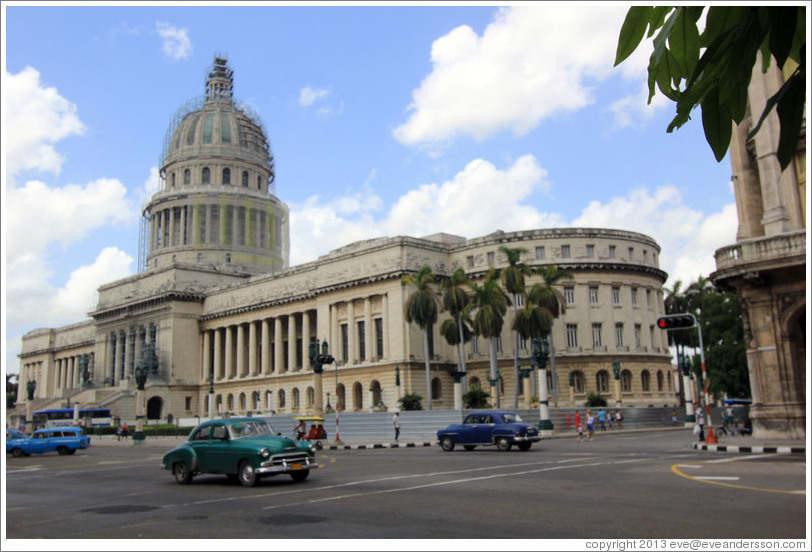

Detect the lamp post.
[
  {"left": 25, "top": 379, "right": 36, "bottom": 434},
  {"left": 531, "top": 336, "right": 553, "bottom": 435},
  {"left": 309, "top": 338, "right": 326, "bottom": 415},
  {"left": 311, "top": 339, "right": 340, "bottom": 444},
  {"left": 611, "top": 360, "right": 622, "bottom": 407},
  {"left": 208, "top": 369, "right": 215, "bottom": 420},
  {"left": 680, "top": 353, "right": 696, "bottom": 425},
  {"left": 133, "top": 364, "right": 148, "bottom": 445}
]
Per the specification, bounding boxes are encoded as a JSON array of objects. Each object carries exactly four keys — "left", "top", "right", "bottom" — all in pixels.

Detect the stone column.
[
  {"left": 364, "top": 298, "right": 372, "bottom": 362},
  {"left": 236, "top": 324, "right": 246, "bottom": 377},
  {"left": 347, "top": 301, "right": 355, "bottom": 363},
  {"left": 302, "top": 312, "right": 311, "bottom": 369},
  {"left": 381, "top": 294, "right": 388, "bottom": 359},
  {"left": 214, "top": 328, "right": 223, "bottom": 381},
  {"left": 202, "top": 330, "right": 212, "bottom": 382},
  {"left": 274, "top": 318, "right": 283, "bottom": 373},
  {"left": 179, "top": 205, "right": 186, "bottom": 245},
  {"left": 261, "top": 319, "right": 270, "bottom": 375},
  {"left": 288, "top": 315, "right": 297, "bottom": 371},
  {"left": 225, "top": 326, "right": 234, "bottom": 378},
  {"left": 248, "top": 321, "right": 258, "bottom": 376}
]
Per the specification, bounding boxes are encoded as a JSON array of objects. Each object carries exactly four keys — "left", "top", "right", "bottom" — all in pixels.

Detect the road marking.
[
  {"left": 671, "top": 463, "right": 805, "bottom": 495},
  {"left": 694, "top": 476, "right": 740, "bottom": 481},
  {"left": 677, "top": 464, "right": 703, "bottom": 469},
  {"left": 612, "top": 459, "right": 649, "bottom": 464},
  {"left": 5, "top": 467, "right": 43, "bottom": 474}
]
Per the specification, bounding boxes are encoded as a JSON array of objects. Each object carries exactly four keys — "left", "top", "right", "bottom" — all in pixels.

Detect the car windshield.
[
  {"left": 228, "top": 420, "right": 274, "bottom": 439},
  {"left": 501, "top": 413, "right": 523, "bottom": 423}
]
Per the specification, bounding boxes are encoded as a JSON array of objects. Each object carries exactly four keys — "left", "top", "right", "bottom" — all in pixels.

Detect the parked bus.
[{"left": 33, "top": 408, "right": 113, "bottom": 428}]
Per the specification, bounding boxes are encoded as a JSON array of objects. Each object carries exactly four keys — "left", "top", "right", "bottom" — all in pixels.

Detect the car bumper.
[
  {"left": 256, "top": 457, "right": 320, "bottom": 475},
  {"left": 513, "top": 435, "right": 542, "bottom": 442}
]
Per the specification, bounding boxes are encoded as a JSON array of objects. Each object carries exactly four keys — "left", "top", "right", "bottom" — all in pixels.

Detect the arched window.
[
  {"left": 202, "top": 167, "right": 210, "bottom": 184},
  {"left": 431, "top": 377, "right": 442, "bottom": 400},
  {"left": 252, "top": 391, "right": 261, "bottom": 411},
  {"left": 239, "top": 392, "right": 246, "bottom": 411},
  {"left": 306, "top": 387, "right": 315, "bottom": 408},
  {"left": 242, "top": 171, "right": 249, "bottom": 187},
  {"left": 469, "top": 377, "right": 481, "bottom": 390},
  {"left": 293, "top": 388, "right": 300, "bottom": 409},
  {"left": 216, "top": 394, "right": 223, "bottom": 413},
  {"left": 596, "top": 370, "right": 609, "bottom": 393},
  {"left": 227, "top": 394, "right": 234, "bottom": 411},
  {"left": 184, "top": 169, "right": 191, "bottom": 186},
  {"left": 641, "top": 370, "right": 651, "bottom": 392},
  {"left": 278, "top": 389, "right": 286, "bottom": 408},
  {"left": 171, "top": 172, "right": 176, "bottom": 187},
  {"left": 265, "top": 391, "right": 273, "bottom": 412},
  {"left": 222, "top": 167, "right": 231, "bottom": 185},
  {"left": 621, "top": 370, "right": 632, "bottom": 393},
  {"left": 371, "top": 380, "right": 382, "bottom": 406},
  {"left": 353, "top": 382, "right": 363, "bottom": 410},
  {"left": 337, "top": 383, "right": 346, "bottom": 411},
  {"left": 657, "top": 370, "right": 664, "bottom": 391},
  {"left": 257, "top": 175, "right": 263, "bottom": 190},
  {"left": 572, "top": 371, "right": 585, "bottom": 393}
]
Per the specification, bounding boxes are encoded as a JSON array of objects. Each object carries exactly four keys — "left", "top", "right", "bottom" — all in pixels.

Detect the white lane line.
[
  {"left": 677, "top": 464, "right": 704, "bottom": 469},
  {"left": 694, "top": 476, "right": 740, "bottom": 481}
]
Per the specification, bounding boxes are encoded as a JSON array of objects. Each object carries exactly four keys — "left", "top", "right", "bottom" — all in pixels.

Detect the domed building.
[{"left": 13, "top": 57, "right": 678, "bottom": 430}]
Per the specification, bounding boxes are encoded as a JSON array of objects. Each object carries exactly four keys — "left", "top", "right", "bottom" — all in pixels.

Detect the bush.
[
  {"left": 398, "top": 392, "right": 423, "bottom": 411},
  {"left": 463, "top": 387, "right": 490, "bottom": 409},
  {"left": 585, "top": 392, "right": 608, "bottom": 407}
]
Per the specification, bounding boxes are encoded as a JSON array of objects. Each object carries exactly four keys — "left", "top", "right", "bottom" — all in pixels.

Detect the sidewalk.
[{"left": 88, "top": 426, "right": 805, "bottom": 454}]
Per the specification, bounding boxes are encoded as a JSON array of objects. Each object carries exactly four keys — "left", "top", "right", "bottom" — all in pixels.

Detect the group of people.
[
  {"left": 293, "top": 420, "right": 327, "bottom": 441},
  {"left": 116, "top": 423, "right": 129, "bottom": 441},
  {"left": 573, "top": 408, "right": 623, "bottom": 441}
]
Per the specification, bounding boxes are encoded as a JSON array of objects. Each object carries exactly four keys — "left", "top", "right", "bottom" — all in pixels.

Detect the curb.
[
  {"left": 692, "top": 443, "right": 805, "bottom": 454},
  {"left": 321, "top": 441, "right": 435, "bottom": 450}
]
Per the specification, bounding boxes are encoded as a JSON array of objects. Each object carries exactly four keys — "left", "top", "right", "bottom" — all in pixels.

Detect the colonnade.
[
  {"left": 149, "top": 202, "right": 278, "bottom": 252},
  {"left": 105, "top": 324, "right": 157, "bottom": 386},
  {"left": 53, "top": 354, "right": 94, "bottom": 391}
]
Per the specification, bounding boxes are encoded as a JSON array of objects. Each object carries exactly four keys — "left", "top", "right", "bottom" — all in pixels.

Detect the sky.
[{"left": 2, "top": 2, "right": 743, "bottom": 376}]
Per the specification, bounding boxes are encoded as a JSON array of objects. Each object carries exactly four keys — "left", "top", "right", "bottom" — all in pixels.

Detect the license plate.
[{"left": 290, "top": 463, "right": 303, "bottom": 470}]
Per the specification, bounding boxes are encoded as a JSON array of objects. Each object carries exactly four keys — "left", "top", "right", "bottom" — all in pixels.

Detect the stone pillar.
[
  {"left": 179, "top": 205, "right": 186, "bottom": 246},
  {"left": 202, "top": 330, "right": 212, "bottom": 382},
  {"left": 302, "top": 312, "right": 311, "bottom": 369},
  {"left": 261, "top": 319, "right": 270, "bottom": 375},
  {"left": 214, "top": 328, "right": 223, "bottom": 381},
  {"left": 381, "top": 294, "right": 388, "bottom": 359},
  {"left": 236, "top": 323, "right": 246, "bottom": 377},
  {"left": 288, "top": 315, "right": 297, "bottom": 372},
  {"left": 364, "top": 298, "right": 372, "bottom": 362},
  {"left": 248, "top": 321, "right": 258, "bottom": 376},
  {"left": 225, "top": 326, "right": 234, "bottom": 378},
  {"left": 347, "top": 301, "right": 355, "bottom": 363},
  {"left": 274, "top": 318, "right": 283, "bottom": 373}
]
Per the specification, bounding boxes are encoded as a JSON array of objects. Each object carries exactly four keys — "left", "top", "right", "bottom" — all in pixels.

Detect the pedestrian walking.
[
  {"left": 671, "top": 408, "right": 679, "bottom": 425},
  {"left": 574, "top": 410, "right": 583, "bottom": 441},
  {"left": 598, "top": 408, "right": 607, "bottom": 431},
  {"left": 615, "top": 409, "right": 623, "bottom": 429},
  {"left": 393, "top": 411, "right": 401, "bottom": 441},
  {"left": 694, "top": 403, "right": 705, "bottom": 441},
  {"left": 585, "top": 409, "right": 595, "bottom": 441},
  {"left": 122, "top": 423, "right": 129, "bottom": 439},
  {"left": 607, "top": 410, "right": 614, "bottom": 430}
]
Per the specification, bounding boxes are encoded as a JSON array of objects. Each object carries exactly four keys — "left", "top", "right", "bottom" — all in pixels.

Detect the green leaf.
[
  {"left": 655, "top": 50, "right": 683, "bottom": 101},
  {"left": 701, "top": 6, "right": 750, "bottom": 48},
  {"left": 767, "top": 6, "right": 798, "bottom": 68},
  {"left": 775, "top": 71, "right": 805, "bottom": 170},
  {"left": 701, "top": 88, "right": 733, "bottom": 162},
  {"left": 667, "top": 6, "right": 703, "bottom": 78},
  {"left": 615, "top": 6, "right": 654, "bottom": 65},
  {"left": 648, "top": 6, "right": 673, "bottom": 37}
]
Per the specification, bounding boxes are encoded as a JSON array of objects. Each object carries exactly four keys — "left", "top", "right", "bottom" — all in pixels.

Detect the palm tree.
[
  {"left": 439, "top": 268, "right": 473, "bottom": 409},
  {"left": 401, "top": 265, "right": 439, "bottom": 410},
  {"left": 533, "top": 264, "right": 574, "bottom": 406},
  {"left": 469, "top": 267, "right": 510, "bottom": 408},
  {"left": 498, "top": 246, "right": 531, "bottom": 408}
]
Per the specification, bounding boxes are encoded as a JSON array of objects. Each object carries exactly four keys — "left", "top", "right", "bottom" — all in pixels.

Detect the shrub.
[
  {"left": 398, "top": 392, "right": 423, "bottom": 411},
  {"left": 463, "top": 387, "right": 490, "bottom": 409},
  {"left": 585, "top": 392, "right": 608, "bottom": 407}
]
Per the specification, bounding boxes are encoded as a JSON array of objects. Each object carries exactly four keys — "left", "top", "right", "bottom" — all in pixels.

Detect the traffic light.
[
  {"left": 656, "top": 313, "right": 696, "bottom": 330},
  {"left": 316, "top": 354, "right": 335, "bottom": 365}
]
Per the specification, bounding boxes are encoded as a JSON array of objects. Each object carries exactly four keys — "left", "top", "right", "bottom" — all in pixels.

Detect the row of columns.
[
  {"left": 105, "top": 325, "right": 157, "bottom": 385},
  {"left": 54, "top": 354, "right": 93, "bottom": 390},
  {"left": 150, "top": 203, "right": 273, "bottom": 252}
]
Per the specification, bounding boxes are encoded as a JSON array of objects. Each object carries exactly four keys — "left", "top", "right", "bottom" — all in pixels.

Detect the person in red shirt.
[{"left": 574, "top": 410, "right": 583, "bottom": 441}]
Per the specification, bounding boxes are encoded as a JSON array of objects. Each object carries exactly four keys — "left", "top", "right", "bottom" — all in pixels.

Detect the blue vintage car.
[
  {"left": 6, "top": 427, "right": 91, "bottom": 457},
  {"left": 437, "top": 411, "right": 541, "bottom": 452},
  {"left": 162, "top": 417, "right": 319, "bottom": 487}
]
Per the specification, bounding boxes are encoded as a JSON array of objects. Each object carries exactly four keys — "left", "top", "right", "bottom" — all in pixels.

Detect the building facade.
[
  {"left": 12, "top": 58, "right": 678, "bottom": 427},
  {"left": 711, "top": 53, "right": 807, "bottom": 440}
]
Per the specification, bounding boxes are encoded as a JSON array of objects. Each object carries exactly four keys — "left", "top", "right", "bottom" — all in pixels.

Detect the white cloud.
[
  {"left": 393, "top": 5, "right": 633, "bottom": 148},
  {"left": 155, "top": 22, "right": 192, "bottom": 61},
  {"left": 571, "top": 186, "right": 737, "bottom": 287},
  {"left": 299, "top": 86, "right": 330, "bottom": 107},
  {"left": 4, "top": 67, "right": 85, "bottom": 177}
]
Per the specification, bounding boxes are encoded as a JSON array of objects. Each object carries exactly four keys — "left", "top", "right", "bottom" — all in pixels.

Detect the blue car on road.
[
  {"left": 437, "top": 411, "right": 541, "bottom": 452},
  {"left": 6, "top": 427, "right": 90, "bottom": 457}
]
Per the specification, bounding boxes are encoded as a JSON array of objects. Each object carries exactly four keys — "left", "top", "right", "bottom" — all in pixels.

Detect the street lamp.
[
  {"left": 530, "top": 336, "right": 553, "bottom": 433},
  {"left": 133, "top": 364, "right": 148, "bottom": 445},
  {"left": 310, "top": 339, "right": 340, "bottom": 444}
]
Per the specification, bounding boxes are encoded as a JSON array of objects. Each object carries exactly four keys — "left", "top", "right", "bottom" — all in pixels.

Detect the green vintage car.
[{"left": 161, "top": 417, "right": 319, "bottom": 487}]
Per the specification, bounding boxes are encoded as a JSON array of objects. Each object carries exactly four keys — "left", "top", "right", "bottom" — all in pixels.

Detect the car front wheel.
[
  {"left": 173, "top": 462, "right": 193, "bottom": 484},
  {"left": 238, "top": 460, "right": 258, "bottom": 487},
  {"left": 290, "top": 469, "right": 310, "bottom": 483},
  {"left": 496, "top": 437, "right": 512, "bottom": 452},
  {"left": 11, "top": 448, "right": 24, "bottom": 458},
  {"left": 440, "top": 436, "right": 455, "bottom": 452},
  {"left": 517, "top": 442, "right": 532, "bottom": 451},
  {"left": 57, "top": 446, "right": 69, "bottom": 456}
]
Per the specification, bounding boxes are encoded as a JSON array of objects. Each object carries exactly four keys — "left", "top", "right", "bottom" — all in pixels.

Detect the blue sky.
[{"left": 3, "top": 3, "right": 740, "bottom": 375}]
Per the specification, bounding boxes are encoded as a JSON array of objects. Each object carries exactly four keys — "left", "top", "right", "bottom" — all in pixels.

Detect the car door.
[
  {"left": 187, "top": 425, "right": 213, "bottom": 471},
  {"left": 474, "top": 414, "right": 496, "bottom": 444},
  {"left": 29, "top": 431, "right": 51, "bottom": 454},
  {"left": 206, "top": 423, "right": 234, "bottom": 474}
]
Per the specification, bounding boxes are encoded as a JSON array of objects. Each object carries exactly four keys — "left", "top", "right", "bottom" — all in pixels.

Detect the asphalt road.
[{"left": 4, "top": 430, "right": 806, "bottom": 541}]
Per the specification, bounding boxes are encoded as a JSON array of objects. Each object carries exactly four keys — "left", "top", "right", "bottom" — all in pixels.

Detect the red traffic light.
[{"left": 656, "top": 314, "right": 696, "bottom": 330}]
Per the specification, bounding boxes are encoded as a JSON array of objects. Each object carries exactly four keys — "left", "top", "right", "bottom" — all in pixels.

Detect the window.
[
  {"left": 184, "top": 169, "right": 191, "bottom": 185},
  {"left": 222, "top": 168, "right": 231, "bottom": 185},
  {"left": 472, "top": 337, "right": 480, "bottom": 355},
  {"left": 646, "top": 289, "right": 651, "bottom": 306},
  {"left": 641, "top": 370, "right": 651, "bottom": 392},
  {"left": 628, "top": 247, "right": 634, "bottom": 260},
  {"left": 564, "top": 286, "right": 575, "bottom": 305},
  {"left": 592, "top": 323, "right": 602, "bottom": 348},
  {"left": 657, "top": 370, "right": 664, "bottom": 392},
  {"left": 185, "top": 396, "right": 192, "bottom": 411},
  {"left": 375, "top": 318, "right": 384, "bottom": 359},
  {"left": 357, "top": 321, "right": 366, "bottom": 361},
  {"left": 586, "top": 244, "right": 594, "bottom": 258},
  {"left": 612, "top": 286, "right": 620, "bottom": 304},
  {"left": 634, "top": 324, "right": 642, "bottom": 348},
  {"left": 535, "top": 246, "right": 545, "bottom": 260},
  {"left": 293, "top": 388, "right": 300, "bottom": 409},
  {"left": 203, "top": 113, "right": 214, "bottom": 144},
  {"left": 596, "top": 370, "right": 609, "bottom": 393},
  {"left": 278, "top": 389, "right": 286, "bottom": 408},
  {"left": 631, "top": 287, "right": 638, "bottom": 305},
  {"left": 487, "top": 252, "right": 495, "bottom": 265},
  {"left": 566, "top": 324, "right": 578, "bottom": 348},
  {"left": 220, "top": 112, "right": 231, "bottom": 144},
  {"left": 431, "top": 377, "right": 442, "bottom": 400},
  {"left": 467, "top": 256, "right": 474, "bottom": 268},
  {"left": 561, "top": 245, "right": 571, "bottom": 258},
  {"left": 257, "top": 175, "right": 263, "bottom": 190},
  {"left": 588, "top": 285, "right": 599, "bottom": 304},
  {"left": 171, "top": 172, "right": 176, "bottom": 187},
  {"left": 341, "top": 324, "right": 349, "bottom": 362},
  {"left": 643, "top": 249, "right": 648, "bottom": 262},
  {"left": 572, "top": 371, "right": 584, "bottom": 393},
  {"left": 621, "top": 370, "right": 632, "bottom": 392},
  {"left": 242, "top": 171, "right": 249, "bottom": 187},
  {"left": 515, "top": 294, "right": 524, "bottom": 307},
  {"left": 615, "top": 323, "right": 624, "bottom": 347},
  {"left": 608, "top": 245, "right": 616, "bottom": 259},
  {"left": 202, "top": 167, "right": 211, "bottom": 184}
]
